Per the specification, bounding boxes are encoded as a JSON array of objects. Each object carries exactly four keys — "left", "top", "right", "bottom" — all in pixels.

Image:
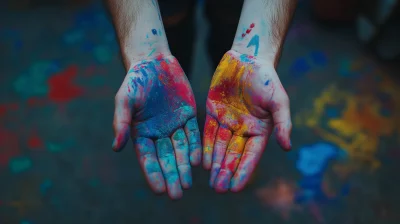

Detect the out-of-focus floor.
[{"left": 1, "top": 1, "right": 400, "bottom": 224}]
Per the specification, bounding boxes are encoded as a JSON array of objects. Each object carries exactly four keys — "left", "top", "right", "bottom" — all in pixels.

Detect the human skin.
[
  {"left": 203, "top": 0, "right": 297, "bottom": 193},
  {"left": 106, "top": 0, "right": 201, "bottom": 200}
]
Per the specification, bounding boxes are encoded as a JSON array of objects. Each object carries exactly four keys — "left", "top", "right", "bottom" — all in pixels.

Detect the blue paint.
[
  {"left": 325, "top": 107, "right": 339, "bottom": 118},
  {"left": 148, "top": 48, "right": 156, "bottom": 57},
  {"left": 290, "top": 58, "right": 311, "bottom": 77},
  {"left": 310, "top": 51, "right": 327, "bottom": 66},
  {"left": 9, "top": 157, "right": 32, "bottom": 173},
  {"left": 380, "top": 108, "right": 392, "bottom": 117},
  {"left": 40, "top": 179, "right": 52, "bottom": 195},
  {"left": 294, "top": 142, "right": 349, "bottom": 204},
  {"left": 246, "top": 35, "right": 260, "bottom": 56},
  {"left": 239, "top": 54, "right": 254, "bottom": 64},
  {"left": 264, "top": 80, "right": 270, "bottom": 86},
  {"left": 81, "top": 41, "right": 94, "bottom": 52},
  {"left": 152, "top": 29, "right": 157, "bottom": 35}
]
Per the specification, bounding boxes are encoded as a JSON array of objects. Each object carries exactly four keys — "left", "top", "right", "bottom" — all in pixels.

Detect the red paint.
[
  {"left": 0, "top": 129, "right": 20, "bottom": 166},
  {"left": 155, "top": 53, "right": 164, "bottom": 61},
  {"left": 28, "top": 132, "right": 44, "bottom": 150},
  {"left": 246, "top": 29, "right": 251, "bottom": 34},
  {"left": 242, "top": 33, "right": 246, "bottom": 38},
  {"left": 48, "top": 65, "right": 84, "bottom": 103},
  {"left": 250, "top": 23, "right": 255, "bottom": 28}
]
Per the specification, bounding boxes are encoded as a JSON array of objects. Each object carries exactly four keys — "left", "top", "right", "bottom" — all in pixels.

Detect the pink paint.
[
  {"left": 48, "top": 65, "right": 84, "bottom": 103},
  {"left": 27, "top": 132, "right": 44, "bottom": 150},
  {"left": 246, "top": 29, "right": 251, "bottom": 34},
  {"left": 250, "top": 23, "right": 255, "bottom": 28},
  {"left": 242, "top": 33, "right": 246, "bottom": 38},
  {"left": 0, "top": 129, "right": 20, "bottom": 166}
]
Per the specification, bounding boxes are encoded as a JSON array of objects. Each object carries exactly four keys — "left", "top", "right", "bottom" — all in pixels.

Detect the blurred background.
[{"left": 1, "top": 0, "right": 400, "bottom": 223}]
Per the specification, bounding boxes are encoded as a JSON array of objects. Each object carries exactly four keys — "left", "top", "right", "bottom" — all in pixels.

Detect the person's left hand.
[{"left": 203, "top": 50, "right": 292, "bottom": 193}]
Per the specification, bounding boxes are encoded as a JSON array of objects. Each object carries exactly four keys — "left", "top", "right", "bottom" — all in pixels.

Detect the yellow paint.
[
  {"left": 209, "top": 53, "right": 254, "bottom": 135},
  {"left": 295, "top": 72, "right": 400, "bottom": 170},
  {"left": 204, "top": 118, "right": 218, "bottom": 153}
]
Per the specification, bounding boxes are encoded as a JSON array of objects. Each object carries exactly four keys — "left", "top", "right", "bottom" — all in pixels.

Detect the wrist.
[{"left": 121, "top": 42, "right": 171, "bottom": 69}]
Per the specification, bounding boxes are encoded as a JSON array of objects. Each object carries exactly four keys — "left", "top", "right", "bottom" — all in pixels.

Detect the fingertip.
[
  {"left": 203, "top": 157, "right": 212, "bottom": 170},
  {"left": 112, "top": 137, "right": 127, "bottom": 152},
  {"left": 275, "top": 125, "right": 292, "bottom": 151},
  {"left": 190, "top": 151, "right": 201, "bottom": 166},
  {"left": 168, "top": 185, "right": 183, "bottom": 200},
  {"left": 277, "top": 137, "right": 291, "bottom": 152},
  {"left": 230, "top": 173, "right": 247, "bottom": 192},
  {"left": 214, "top": 170, "right": 231, "bottom": 193},
  {"left": 153, "top": 184, "right": 167, "bottom": 194}
]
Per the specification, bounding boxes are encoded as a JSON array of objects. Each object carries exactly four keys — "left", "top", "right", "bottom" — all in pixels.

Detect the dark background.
[{"left": 1, "top": 0, "right": 400, "bottom": 223}]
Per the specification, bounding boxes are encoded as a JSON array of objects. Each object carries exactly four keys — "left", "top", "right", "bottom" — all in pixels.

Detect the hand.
[
  {"left": 112, "top": 55, "right": 202, "bottom": 200},
  {"left": 203, "top": 50, "right": 292, "bottom": 193}
]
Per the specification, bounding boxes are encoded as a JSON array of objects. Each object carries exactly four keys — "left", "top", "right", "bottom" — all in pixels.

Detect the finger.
[
  {"left": 209, "top": 127, "right": 232, "bottom": 188},
  {"left": 156, "top": 138, "right": 183, "bottom": 200},
  {"left": 184, "top": 117, "right": 202, "bottom": 166},
  {"left": 214, "top": 135, "right": 247, "bottom": 193},
  {"left": 112, "top": 92, "right": 133, "bottom": 152},
  {"left": 135, "top": 137, "right": 166, "bottom": 194},
  {"left": 269, "top": 90, "right": 292, "bottom": 151},
  {"left": 230, "top": 136, "right": 268, "bottom": 192},
  {"left": 171, "top": 128, "right": 192, "bottom": 189},
  {"left": 202, "top": 115, "right": 219, "bottom": 170}
]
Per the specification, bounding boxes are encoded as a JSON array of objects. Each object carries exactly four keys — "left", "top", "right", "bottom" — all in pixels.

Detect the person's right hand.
[{"left": 112, "top": 55, "right": 202, "bottom": 200}]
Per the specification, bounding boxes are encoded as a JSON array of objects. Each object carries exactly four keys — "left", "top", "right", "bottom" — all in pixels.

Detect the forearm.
[
  {"left": 232, "top": 0, "right": 297, "bottom": 66},
  {"left": 105, "top": 0, "right": 170, "bottom": 69}
]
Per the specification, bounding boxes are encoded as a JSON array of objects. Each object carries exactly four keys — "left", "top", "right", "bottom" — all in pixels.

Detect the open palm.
[
  {"left": 203, "top": 50, "right": 292, "bottom": 193},
  {"left": 112, "top": 55, "right": 201, "bottom": 199}
]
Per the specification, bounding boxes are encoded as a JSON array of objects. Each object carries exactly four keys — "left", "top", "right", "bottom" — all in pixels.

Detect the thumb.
[
  {"left": 112, "top": 92, "right": 133, "bottom": 152},
  {"left": 268, "top": 87, "right": 292, "bottom": 151}
]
